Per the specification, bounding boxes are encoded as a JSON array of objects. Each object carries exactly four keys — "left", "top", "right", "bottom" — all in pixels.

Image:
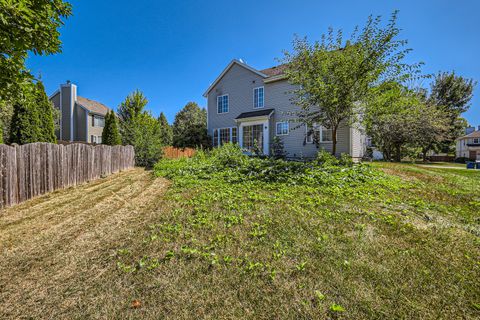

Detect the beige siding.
[
  {"left": 87, "top": 114, "right": 105, "bottom": 143},
  {"left": 60, "top": 86, "right": 72, "bottom": 141},
  {"left": 350, "top": 125, "right": 366, "bottom": 159},
  {"left": 207, "top": 63, "right": 265, "bottom": 138}
]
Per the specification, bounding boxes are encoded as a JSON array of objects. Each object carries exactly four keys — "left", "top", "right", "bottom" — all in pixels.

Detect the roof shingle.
[
  {"left": 76, "top": 96, "right": 110, "bottom": 116},
  {"left": 235, "top": 108, "right": 274, "bottom": 120}
]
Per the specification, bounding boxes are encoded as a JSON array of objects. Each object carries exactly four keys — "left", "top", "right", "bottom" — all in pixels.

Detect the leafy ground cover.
[
  {"left": 119, "top": 146, "right": 478, "bottom": 319},
  {"left": 0, "top": 147, "right": 478, "bottom": 319}
]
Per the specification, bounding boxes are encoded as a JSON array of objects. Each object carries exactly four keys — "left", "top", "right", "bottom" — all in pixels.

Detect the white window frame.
[
  {"left": 474, "top": 138, "right": 479, "bottom": 144},
  {"left": 213, "top": 127, "right": 237, "bottom": 146},
  {"left": 306, "top": 124, "right": 334, "bottom": 143},
  {"left": 92, "top": 115, "right": 105, "bottom": 128},
  {"left": 217, "top": 94, "right": 229, "bottom": 114},
  {"left": 276, "top": 121, "right": 289, "bottom": 136},
  {"left": 253, "top": 86, "right": 264, "bottom": 109}
]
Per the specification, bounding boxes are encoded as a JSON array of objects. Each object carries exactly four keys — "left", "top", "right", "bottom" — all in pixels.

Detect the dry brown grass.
[{"left": 0, "top": 168, "right": 169, "bottom": 319}]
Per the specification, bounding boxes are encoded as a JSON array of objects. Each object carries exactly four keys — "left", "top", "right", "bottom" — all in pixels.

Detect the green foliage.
[
  {"left": 0, "top": 123, "right": 3, "bottom": 144},
  {"left": 271, "top": 136, "right": 286, "bottom": 159},
  {"left": 0, "top": 0, "right": 72, "bottom": 101},
  {"left": 364, "top": 82, "right": 449, "bottom": 161},
  {"left": 34, "top": 81, "right": 56, "bottom": 143},
  {"left": 118, "top": 90, "right": 162, "bottom": 167},
  {"left": 102, "top": 110, "right": 122, "bottom": 146},
  {"left": 155, "top": 143, "right": 380, "bottom": 186},
  {"left": 158, "top": 112, "right": 173, "bottom": 145},
  {"left": 172, "top": 102, "right": 209, "bottom": 148},
  {"left": 283, "top": 11, "right": 421, "bottom": 155},
  {"left": 9, "top": 84, "right": 41, "bottom": 144},
  {"left": 429, "top": 72, "right": 476, "bottom": 151}
]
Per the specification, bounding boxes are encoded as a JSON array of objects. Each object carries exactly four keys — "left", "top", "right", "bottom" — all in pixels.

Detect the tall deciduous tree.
[
  {"left": 158, "top": 112, "right": 173, "bottom": 146},
  {"left": 0, "top": 0, "right": 72, "bottom": 101},
  {"left": 283, "top": 11, "right": 421, "bottom": 155},
  {"left": 117, "top": 90, "right": 148, "bottom": 146},
  {"left": 428, "top": 72, "right": 476, "bottom": 152},
  {"left": 102, "top": 111, "right": 122, "bottom": 146},
  {"left": 34, "top": 81, "right": 56, "bottom": 143},
  {"left": 172, "top": 102, "right": 209, "bottom": 148}
]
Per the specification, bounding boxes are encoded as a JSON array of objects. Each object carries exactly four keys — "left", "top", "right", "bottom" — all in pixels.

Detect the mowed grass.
[{"left": 0, "top": 155, "right": 479, "bottom": 319}]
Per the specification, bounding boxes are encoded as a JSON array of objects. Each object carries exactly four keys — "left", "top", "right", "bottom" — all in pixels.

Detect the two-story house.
[
  {"left": 204, "top": 59, "right": 366, "bottom": 159},
  {"left": 456, "top": 126, "right": 480, "bottom": 161},
  {"left": 49, "top": 81, "right": 110, "bottom": 144}
]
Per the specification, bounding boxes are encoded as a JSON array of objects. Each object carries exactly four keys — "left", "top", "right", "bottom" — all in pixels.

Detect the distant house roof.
[
  {"left": 235, "top": 108, "right": 275, "bottom": 120},
  {"left": 459, "top": 130, "right": 480, "bottom": 139},
  {"left": 76, "top": 96, "right": 110, "bottom": 116}
]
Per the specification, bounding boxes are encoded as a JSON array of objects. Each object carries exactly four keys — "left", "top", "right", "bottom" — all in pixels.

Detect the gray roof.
[
  {"left": 76, "top": 96, "right": 110, "bottom": 116},
  {"left": 235, "top": 108, "right": 274, "bottom": 120}
]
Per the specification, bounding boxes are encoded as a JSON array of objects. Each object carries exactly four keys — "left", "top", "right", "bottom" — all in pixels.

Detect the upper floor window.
[
  {"left": 253, "top": 87, "right": 264, "bottom": 108},
  {"left": 306, "top": 124, "right": 333, "bottom": 143},
  {"left": 474, "top": 138, "right": 479, "bottom": 144},
  {"left": 92, "top": 115, "right": 105, "bottom": 127},
  {"left": 217, "top": 95, "right": 229, "bottom": 113},
  {"left": 276, "top": 122, "right": 289, "bottom": 135}
]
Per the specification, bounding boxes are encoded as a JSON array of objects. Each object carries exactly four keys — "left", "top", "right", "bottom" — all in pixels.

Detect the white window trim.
[
  {"left": 306, "top": 124, "right": 334, "bottom": 143},
  {"left": 253, "top": 86, "right": 264, "bottom": 109},
  {"left": 276, "top": 121, "right": 289, "bottom": 136},
  {"left": 213, "top": 127, "right": 237, "bottom": 146},
  {"left": 217, "top": 94, "right": 229, "bottom": 114},
  {"left": 474, "top": 138, "right": 479, "bottom": 144}
]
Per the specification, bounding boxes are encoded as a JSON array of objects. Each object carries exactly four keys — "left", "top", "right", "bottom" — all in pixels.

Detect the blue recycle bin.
[{"left": 466, "top": 162, "right": 475, "bottom": 169}]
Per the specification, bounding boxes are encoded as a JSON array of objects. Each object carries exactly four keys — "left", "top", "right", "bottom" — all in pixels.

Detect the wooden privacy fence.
[
  {"left": 0, "top": 143, "right": 135, "bottom": 209},
  {"left": 163, "top": 146, "right": 196, "bottom": 159}
]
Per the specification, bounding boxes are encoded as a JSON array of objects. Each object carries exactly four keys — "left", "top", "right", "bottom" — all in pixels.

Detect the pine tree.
[
  {"left": 10, "top": 86, "right": 42, "bottom": 144},
  {"left": 102, "top": 111, "right": 122, "bottom": 145},
  {"left": 34, "top": 81, "right": 57, "bottom": 143},
  {"left": 158, "top": 112, "right": 173, "bottom": 145}
]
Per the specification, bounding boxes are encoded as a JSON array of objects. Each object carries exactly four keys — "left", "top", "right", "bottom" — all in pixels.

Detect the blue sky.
[{"left": 27, "top": 0, "right": 479, "bottom": 125}]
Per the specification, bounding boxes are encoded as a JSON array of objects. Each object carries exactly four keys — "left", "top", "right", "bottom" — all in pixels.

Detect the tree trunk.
[
  {"left": 394, "top": 144, "right": 402, "bottom": 162},
  {"left": 331, "top": 125, "right": 338, "bottom": 156},
  {"left": 422, "top": 147, "right": 428, "bottom": 162}
]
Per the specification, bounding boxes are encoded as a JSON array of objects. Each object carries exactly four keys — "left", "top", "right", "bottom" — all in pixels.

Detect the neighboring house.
[
  {"left": 49, "top": 81, "right": 110, "bottom": 144},
  {"left": 203, "top": 59, "right": 366, "bottom": 159},
  {"left": 456, "top": 126, "right": 480, "bottom": 161}
]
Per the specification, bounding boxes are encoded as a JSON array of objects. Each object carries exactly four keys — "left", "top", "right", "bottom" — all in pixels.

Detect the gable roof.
[
  {"left": 203, "top": 59, "right": 268, "bottom": 97},
  {"left": 76, "top": 96, "right": 110, "bottom": 116},
  {"left": 459, "top": 130, "right": 480, "bottom": 139}
]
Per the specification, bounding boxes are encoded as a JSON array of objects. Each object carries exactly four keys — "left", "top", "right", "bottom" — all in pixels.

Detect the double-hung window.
[
  {"left": 219, "top": 128, "right": 231, "bottom": 145},
  {"left": 474, "top": 138, "right": 479, "bottom": 144},
  {"left": 217, "top": 95, "right": 229, "bottom": 113},
  {"left": 276, "top": 122, "right": 289, "bottom": 135},
  {"left": 306, "top": 124, "right": 333, "bottom": 143},
  {"left": 253, "top": 87, "right": 264, "bottom": 108}
]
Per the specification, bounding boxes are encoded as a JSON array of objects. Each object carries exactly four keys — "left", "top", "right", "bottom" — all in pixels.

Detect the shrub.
[{"left": 155, "top": 144, "right": 381, "bottom": 186}]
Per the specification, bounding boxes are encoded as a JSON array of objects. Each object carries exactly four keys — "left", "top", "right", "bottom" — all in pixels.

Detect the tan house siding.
[
  {"left": 87, "top": 114, "right": 105, "bottom": 143},
  {"left": 75, "top": 106, "right": 88, "bottom": 141}
]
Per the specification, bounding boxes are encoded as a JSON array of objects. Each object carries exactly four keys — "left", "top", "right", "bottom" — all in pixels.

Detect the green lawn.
[{"left": 114, "top": 149, "right": 479, "bottom": 319}]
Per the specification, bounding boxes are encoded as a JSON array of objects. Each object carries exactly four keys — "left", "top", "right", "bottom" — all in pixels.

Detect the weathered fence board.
[{"left": 0, "top": 143, "right": 135, "bottom": 210}]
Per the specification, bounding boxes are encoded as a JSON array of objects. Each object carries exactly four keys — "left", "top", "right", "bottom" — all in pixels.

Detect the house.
[
  {"left": 456, "top": 126, "right": 480, "bottom": 161},
  {"left": 203, "top": 59, "right": 366, "bottom": 159},
  {"left": 49, "top": 82, "right": 110, "bottom": 144}
]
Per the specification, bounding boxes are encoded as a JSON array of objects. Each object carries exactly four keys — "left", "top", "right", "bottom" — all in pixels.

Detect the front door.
[{"left": 242, "top": 124, "right": 264, "bottom": 153}]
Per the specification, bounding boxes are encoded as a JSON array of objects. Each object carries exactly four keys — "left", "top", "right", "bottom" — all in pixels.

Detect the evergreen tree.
[
  {"left": 118, "top": 90, "right": 148, "bottom": 145},
  {"left": 158, "top": 112, "right": 173, "bottom": 145},
  {"left": 172, "top": 102, "right": 209, "bottom": 148},
  {"left": 10, "top": 85, "right": 41, "bottom": 144},
  {"left": 34, "top": 81, "right": 56, "bottom": 143},
  {"left": 102, "top": 111, "right": 122, "bottom": 145}
]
